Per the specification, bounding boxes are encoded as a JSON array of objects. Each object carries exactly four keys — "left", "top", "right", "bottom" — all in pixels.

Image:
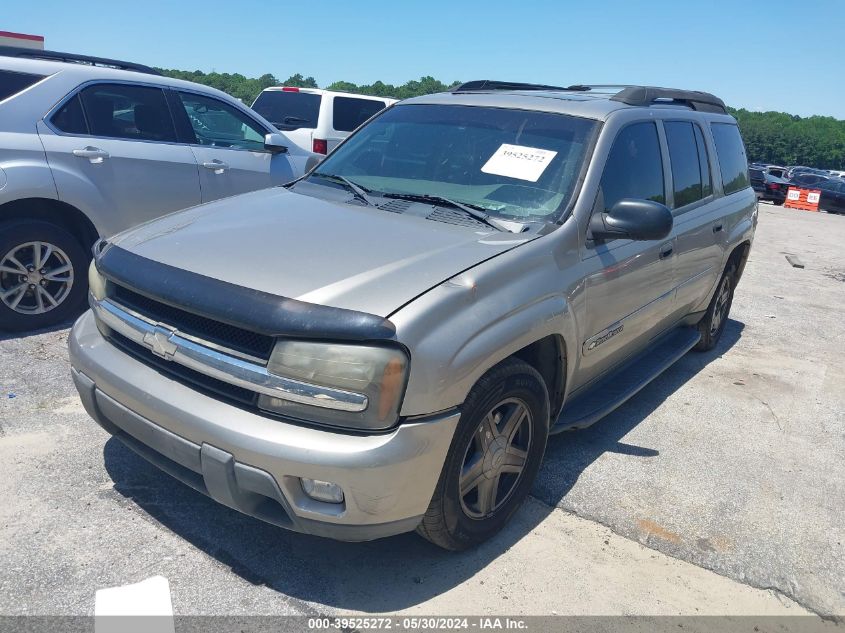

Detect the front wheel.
[
  {"left": 0, "top": 220, "right": 90, "bottom": 332},
  {"left": 417, "top": 358, "right": 550, "bottom": 551}
]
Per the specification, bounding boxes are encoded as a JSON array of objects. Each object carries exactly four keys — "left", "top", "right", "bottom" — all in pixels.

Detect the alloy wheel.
[
  {"left": 459, "top": 397, "right": 533, "bottom": 519},
  {"left": 0, "top": 241, "right": 74, "bottom": 315},
  {"left": 709, "top": 275, "right": 732, "bottom": 336}
]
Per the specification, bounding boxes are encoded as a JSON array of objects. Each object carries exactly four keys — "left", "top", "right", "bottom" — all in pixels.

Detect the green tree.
[{"left": 282, "top": 73, "right": 318, "bottom": 88}]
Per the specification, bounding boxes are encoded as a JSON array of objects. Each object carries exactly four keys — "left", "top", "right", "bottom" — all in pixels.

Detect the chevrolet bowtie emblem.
[{"left": 142, "top": 326, "right": 178, "bottom": 360}]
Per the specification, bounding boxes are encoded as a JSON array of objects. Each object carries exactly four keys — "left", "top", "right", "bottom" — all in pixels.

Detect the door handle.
[
  {"left": 659, "top": 244, "right": 674, "bottom": 260},
  {"left": 202, "top": 160, "right": 229, "bottom": 174},
  {"left": 712, "top": 222, "right": 724, "bottom": 233},
  {"left": 72, "top": 146, "right": 109, "bottom": 163}
]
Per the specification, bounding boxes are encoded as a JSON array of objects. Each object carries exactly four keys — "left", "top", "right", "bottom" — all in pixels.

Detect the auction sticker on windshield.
[{"left": 481, "top": 144, "right": 558, "bottom": 182}]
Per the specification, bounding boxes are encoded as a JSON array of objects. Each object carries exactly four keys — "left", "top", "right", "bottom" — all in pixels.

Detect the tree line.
[{"left": 157, "top": 68, "right": 845, "bottom": 170}]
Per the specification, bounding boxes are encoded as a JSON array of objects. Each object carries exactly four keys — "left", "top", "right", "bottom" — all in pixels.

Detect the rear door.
[
  {"left": 577, "top": 121, "right": 677, "bottom": 389},
  {"left": 663, "top": 120, "right": 723, "bottom": 318},
  {"left": 38, "top": 82, "right": 202, "bottom": 236},
  {"left": 171, "top": 90, "right": 295, "bottom": 202},
  {"left": 328, "top": 96, "right": 389, "bottom": 152}
]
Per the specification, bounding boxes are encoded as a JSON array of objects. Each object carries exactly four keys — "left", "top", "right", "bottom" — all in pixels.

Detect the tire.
[
  {"left": 417, "top": 358, "right": 550, "bottom": 551},
  {"left": 693, "top": 261, "right": 737, "bottom": 352},
  {"left": 0, "top": 220, "right": 90, "bottom": 332},
  {"left": 774, "top": 199, "right": 784, "bottom": 206}
]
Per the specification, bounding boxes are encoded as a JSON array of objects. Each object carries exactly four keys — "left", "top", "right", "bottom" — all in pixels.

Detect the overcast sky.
[{"left": 6, "top": 0, "right": 844, "bottom": 118}]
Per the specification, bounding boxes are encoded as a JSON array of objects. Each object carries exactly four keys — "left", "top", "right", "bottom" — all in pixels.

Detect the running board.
[{"left": 551, "top": 327, "right": 701, "bottom": 434}]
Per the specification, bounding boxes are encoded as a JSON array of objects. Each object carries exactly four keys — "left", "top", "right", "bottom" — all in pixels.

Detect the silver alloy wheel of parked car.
[
  {"left": 709, "top": 275, "right": 732, "bottom": 337},
  {"left": 459, "top": 397, "right": 533, "bottom": 519},
  {"left": 0, "top": 241, "right": 74, "bottom": 315}
]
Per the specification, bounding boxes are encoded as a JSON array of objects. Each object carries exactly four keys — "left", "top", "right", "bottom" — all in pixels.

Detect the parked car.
[
  {"left": 790, "top": 172, "right": 829, "bottom": 188},
  {"left": 815, "top": 178, "right": 845, "bottom": 214},
  {"left": 786, "top": 166, "right": 829, "bottom": 180},
  {"left": 0, "top": 46, "right": 316, "bottom": 332},
  {"left": 750, "top": 167, "right": 790, "bottom": 204},
  {"left": 70, "top": 81, "right": 756, "bottom": 550},
  {"left": 251, "top": 87, "right": 396, "bottom": 155}
]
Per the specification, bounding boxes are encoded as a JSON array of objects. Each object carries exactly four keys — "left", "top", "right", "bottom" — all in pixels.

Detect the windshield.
[
  {"left": 251, "top": 91, "right": 321, "bottom": 130},
  {"left": 311, "top": 104, "right": 598, "bottom": 221}
]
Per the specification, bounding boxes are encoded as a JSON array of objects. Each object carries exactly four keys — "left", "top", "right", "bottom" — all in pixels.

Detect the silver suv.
[
  {"left": 0, "top": 47, "right": 313, "bottom": 332},
  {"left": 69, "top": 80, "right": 756, "bottom": 550}
]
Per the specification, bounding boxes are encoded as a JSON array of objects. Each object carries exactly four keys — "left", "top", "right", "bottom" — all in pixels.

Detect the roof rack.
[
  {"left": 609, "top": 86, "right": 726, "bottom": 113},
  {"left": 0, "top": 46, "right": 161, "bottom": 76},
  {"left": 454, "top": 80, "right": 572, "bottom": 92},
  {"left": 451, "top": 80, "right": 727, "bottom": 113}
]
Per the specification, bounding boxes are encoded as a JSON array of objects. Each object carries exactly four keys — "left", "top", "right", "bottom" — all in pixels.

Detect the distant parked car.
[
  {"left": 786, "top": 166, "right": 829, "bottom": 180},
  {"left": 750, "top": 168, "right": 790, "bottom": 204},
  {"left": 252, "top": 87, "right": 396, "bottom": 155},
  {"left": 815, "top": 178, "right": 845, "bottom": 214},
  {"left": 790, "top": 172, "right": 829, "bottom": 188},
  {"left": 0, "top": 46, "right": 316, "bottom": 332}
]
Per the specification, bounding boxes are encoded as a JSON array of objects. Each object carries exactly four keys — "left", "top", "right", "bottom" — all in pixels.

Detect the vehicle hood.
[{"left": 110, "top": 187, "right": 534, "bottom": 317}]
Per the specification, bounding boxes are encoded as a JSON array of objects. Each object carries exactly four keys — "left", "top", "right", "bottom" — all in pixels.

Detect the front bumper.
[{"left": 69, "top": 311, "right": 459, "bottom": 541}]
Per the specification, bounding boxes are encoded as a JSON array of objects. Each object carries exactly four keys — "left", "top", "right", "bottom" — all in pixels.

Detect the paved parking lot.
[{"left": 1, "top": 204, "right": 842, "bottom": 618}]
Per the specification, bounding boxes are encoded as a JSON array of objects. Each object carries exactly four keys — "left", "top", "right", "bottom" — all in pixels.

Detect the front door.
[
  {"left": 172, "top": 91, "right": 295, "bottom": 202},
  {"left": 39, "top": 82, "right": 201, "bottom": 237},
  {"left": 575, "top": 121, "right": 677, "bottom": 390}
]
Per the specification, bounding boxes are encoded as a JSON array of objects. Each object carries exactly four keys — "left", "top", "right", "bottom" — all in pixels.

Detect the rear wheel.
[
  {"left": 0, "top": 220, "right": 90, "bottom": 332},
  {"left": 417, "top": 358, "right": 549, "bottom": 550},
  {"left": 694, "top": 262, "right": 736, "bottom": 352}
]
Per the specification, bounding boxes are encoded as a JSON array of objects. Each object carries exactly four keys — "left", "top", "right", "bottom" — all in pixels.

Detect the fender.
[{"left": 391, "top": 231, "right": 581, "bottom": 418}]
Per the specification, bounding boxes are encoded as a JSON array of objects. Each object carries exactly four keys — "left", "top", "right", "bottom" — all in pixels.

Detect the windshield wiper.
[
  {"left": 382, "top": 192, "right": 509, "bottom": 232},
  {"left": 310, "top": 172, "right": 374, "bottom": 206}
]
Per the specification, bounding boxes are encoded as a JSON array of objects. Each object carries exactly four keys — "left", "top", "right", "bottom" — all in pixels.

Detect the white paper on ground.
[
  {"left": 481, "top": 143, "right": 558, "bottom": 182},
  {"left": 95, "top": 575, "right": 175, "bottom": 633}
]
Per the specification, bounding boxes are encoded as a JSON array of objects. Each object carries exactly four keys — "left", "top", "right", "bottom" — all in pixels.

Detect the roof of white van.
[{"left": 261, "top": 87, "right": 398, "bottom": 104}]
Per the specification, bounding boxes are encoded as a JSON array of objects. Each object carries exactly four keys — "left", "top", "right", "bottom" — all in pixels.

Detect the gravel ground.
[{"left": 0, "top": 203, "right": 842, "bottom": 619}]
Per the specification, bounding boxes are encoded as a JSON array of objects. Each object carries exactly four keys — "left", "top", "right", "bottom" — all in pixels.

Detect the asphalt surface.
[{"left": 0, "top": 203, "right": 842, "bottom": 618}]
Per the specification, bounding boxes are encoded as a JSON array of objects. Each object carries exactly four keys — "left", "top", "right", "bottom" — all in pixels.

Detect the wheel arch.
[
  {"left": 729, "top": 240, "right": 752, "bottom": 284},
  {"left": 0, "top": 198, "right": 100, "bottom": 254},
  {"left": 510, "top": 334, "right": 567, "bottom": 421}
]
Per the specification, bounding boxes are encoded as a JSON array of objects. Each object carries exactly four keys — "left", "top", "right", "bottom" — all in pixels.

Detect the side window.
[
  {"left": 79, "top": 84, "right": 177, "bottom": 142},
  {"left": 664, "top": 121, "right": 712, "bottom": 209},
  {"left": 51, "top": 93, "right": 88, "bottom": 135},
  {"left": 332, "top": 97, "right": 386, "bottom": 132},
  {"left": 177, "top": 92, "right": 266, "bottom": 151},
  {"left": 596, "top": 121, "right": 665, "bottom": 214},
  {"left": 0, "top": 70, "right": 45, "bottom": 101},
  {"left": 710, "top": 123, "right": 750, "bottom": 195},
  {"left": 693, "top": 124, "right": 713, "bottom": 198}
]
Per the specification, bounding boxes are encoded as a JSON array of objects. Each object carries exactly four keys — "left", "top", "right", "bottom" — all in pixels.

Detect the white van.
[{"left": 251, "top": 87, "right": 396, "bottom": 155}]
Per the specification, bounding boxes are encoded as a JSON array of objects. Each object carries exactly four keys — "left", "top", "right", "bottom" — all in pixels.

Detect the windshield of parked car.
[{"left": 309, "top": 104, "right": 599, "bottom": 221}]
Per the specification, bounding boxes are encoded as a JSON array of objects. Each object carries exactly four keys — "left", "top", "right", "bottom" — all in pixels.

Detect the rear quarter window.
[
  {"left": 332, "top": 97, "right": 386, "bottom": 132},
  {"left": 710, "top": 123, "right": 750, "bottom": 195},
  {"left": 251, "top": 91, "right": 321, "bottom": 131},
  {"left": 0, "top": 70, "right": 45, "bottom": 101}
]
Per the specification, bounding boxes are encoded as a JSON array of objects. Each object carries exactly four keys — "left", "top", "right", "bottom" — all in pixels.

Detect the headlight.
[
  {"left": 88, "top": 260, "right": 106, "bottom": 300},
  {"left": 257, "top": 340, "right": 409, "bottom": 431}
]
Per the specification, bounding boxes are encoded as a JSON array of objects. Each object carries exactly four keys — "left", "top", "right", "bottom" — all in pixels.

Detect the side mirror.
[
  {"left": 264, "top": 132, "right": 288, "bottom": 154},
  {"left": 589, "top": 198, "right": 673, "bottom": 242}
]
